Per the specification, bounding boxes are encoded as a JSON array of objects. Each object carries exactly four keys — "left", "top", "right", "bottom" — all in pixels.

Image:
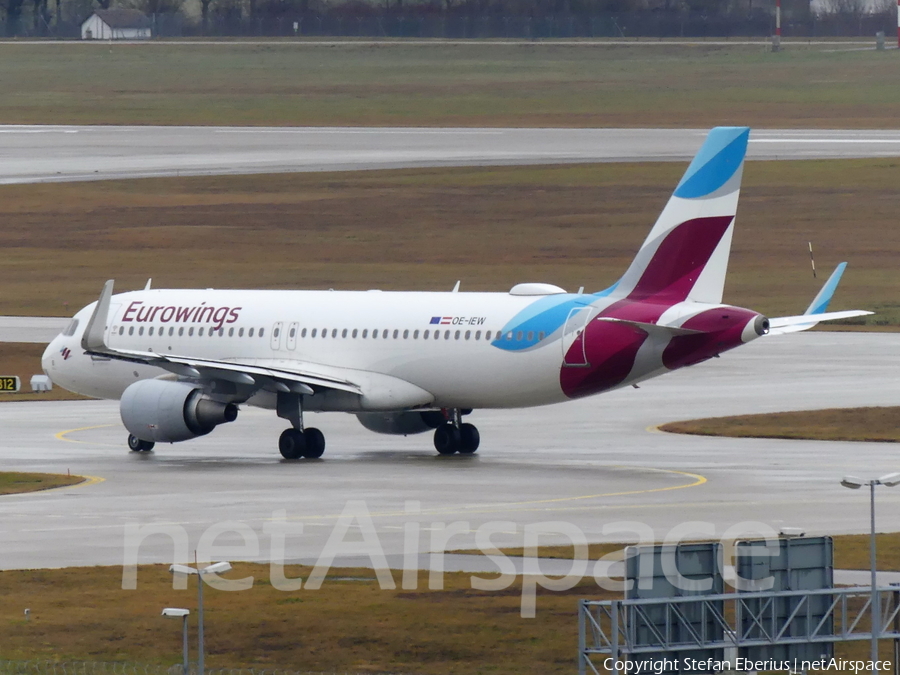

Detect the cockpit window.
[{"left": 62, "top": 319, "right": 79, "bottom": 337}]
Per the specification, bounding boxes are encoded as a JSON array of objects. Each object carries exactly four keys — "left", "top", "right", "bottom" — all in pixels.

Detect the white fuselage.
[{"left": 42, "top": 287, "right": 742, "bottom": 412}]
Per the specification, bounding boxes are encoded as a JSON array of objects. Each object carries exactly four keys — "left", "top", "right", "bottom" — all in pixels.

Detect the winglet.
[
  {"left": 804, "top": 262, "right": 847, "bottom": 315},
  {"left": 767, "top": 263, "right": 872, "bottom": 335},
  {"left": 81, "top": 279, "right": 114, "bottom": 352}
]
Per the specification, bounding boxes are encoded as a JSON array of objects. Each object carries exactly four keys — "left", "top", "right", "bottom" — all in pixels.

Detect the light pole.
[
  {"left": 161, "top": 607, "right": 190, "bottom": 674},
  {"left": 169, "top": 561, "right": 232, "bottom": 675},
  {"left": 840, "top": 472, "right": 900, "bottom": 666}
]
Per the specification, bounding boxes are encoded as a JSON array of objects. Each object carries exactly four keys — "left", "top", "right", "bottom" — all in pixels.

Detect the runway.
[
  {"left": 3, "top": 126, "right": 900, "bottom": 184},
  {"left": 3, "top": 331, "right": 899, "bottom": 571}
]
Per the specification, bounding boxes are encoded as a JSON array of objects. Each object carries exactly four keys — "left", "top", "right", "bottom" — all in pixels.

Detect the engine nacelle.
[
  {"left": 356, "top": 411, "right": 445, "bottom": 436},
  {"left": 120, "top": 379, "right": 238, "bottom": 443}
]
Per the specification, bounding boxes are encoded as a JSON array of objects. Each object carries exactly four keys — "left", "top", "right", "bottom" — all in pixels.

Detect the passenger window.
[
  {"left": 527, "top": 331, "right": 534, "bottom": 341},
  {"left": 393, "top": 329, "right": 399, "bottom": 339},
  {"left": 274, "top": 327, "right": 280, "bottom": 338},
  {"left": 383, "top": 329, "right": 388, "bottom": 339},
  {"left": 139, "top": 327, "right": 144, "bottom": 336},
  {"left": 179, "top": 327, "right": 184, "bottom": 336},
  {"left": 372, "top": 329, "right": 378, "bottom": 339},
  {"left": 332, "top": 329, "right": 338, "bottom": 338},
  {"left": 119, "top": 326, "right": 124, "bottom": 336},
  {"left": 311, "top": 329, "right": 317, "bottom": 338},
  {"left": 538, "top": 331, "right": 545, "bottom": 340},
  {"left": 412, "top": 330, "right": 417, "bottom": 339},
  {"left": 403, "top": 329, "right": 409, "bottom": 339},
  {"left": 229, "top": 327, "right": 234, "bottom": 337},
  {"left": 455, "top": 330, "right": 460, "bottom": 340},
  {"left": 188, "top": 327, "right": 194, "bottom": 336},
  {"left": 290, "top": 327, "right": 296, "bottom": 338},
  {"left": 444, "top": 330, "right": 450, "bottom": 340},
  {"left": 239, "top": 328, "right": 244, "bottom": 337},
  {"left": 249, "top": 328, "right": 255, "bottom": 337},
  {"left": 199, "top": 327, "right": 205, "bottom": 336},
  {"left": 169, "top": 327, "right": 174, "bottom": 336},
  {"left": 424, "top": 330, "right": 429, "bottom": 339},
  {"left": 149, "top": 327, "right": 154, "bottom": 336},
  {"left": 259, "top": 328, "right": 265, "bottom": 338},
  {"left": 475, "top": 330, "right": 481, "bottom": 340},
  {"left": 301, "top": 328, "right": 307, "bottom": 338},
  {"left": 322, "top": 328, "right": 327, "bottom": 338},
  {"left": 362, "top": 329, "right": 368, "bottom": 338},
  {"left": 465, "top": 331, "right": 471, "bottom": 340},
  {"left": 342, "top": 329, "right": 348, "bottom": 338},
  {"left": 485, "top": 331, "right": 492, "bottom": 340},
  {"left": 352, "top": 329, "right": 358, "bottom": 338},
  {"left": 129, "top": 326, "right": 134, "bottom": 335}
]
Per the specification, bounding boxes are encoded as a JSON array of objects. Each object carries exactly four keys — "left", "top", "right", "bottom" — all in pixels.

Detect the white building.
[{"left": 81, "top": 9, "right": 151, "bottom": 40}]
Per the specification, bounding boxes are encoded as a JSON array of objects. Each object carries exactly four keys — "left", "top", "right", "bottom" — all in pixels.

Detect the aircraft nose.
[{"left": 41, "top": 339, "right": 57, "bottom": 378}]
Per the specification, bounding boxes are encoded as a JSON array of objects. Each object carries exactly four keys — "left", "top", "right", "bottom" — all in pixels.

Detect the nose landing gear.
[{"left": 433, "top": 409, "right": 480, "bottom": 455}]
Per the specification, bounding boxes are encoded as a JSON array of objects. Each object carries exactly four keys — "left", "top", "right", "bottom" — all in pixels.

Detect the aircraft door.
[
  {"left": 561, "top": 306, "right": 592, "bottom": 368},
  {"left": 287, "top": 322, "right": 299, "bottom": 350},
  {"left": 270, "top": 321, "right": 283, "bottom": 351}
]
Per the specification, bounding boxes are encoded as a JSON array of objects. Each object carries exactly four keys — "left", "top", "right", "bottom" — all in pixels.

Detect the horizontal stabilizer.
[{"left": 596, "top": 317, "right": 703, "bottom": 337}]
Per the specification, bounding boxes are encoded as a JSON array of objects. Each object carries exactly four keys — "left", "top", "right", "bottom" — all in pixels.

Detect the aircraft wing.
[
  {"left": 79, "top": 280, "right": 434, "bottom": 408},
  {"left": 767, "top": 263, "right": 872, "bottom": 335}
]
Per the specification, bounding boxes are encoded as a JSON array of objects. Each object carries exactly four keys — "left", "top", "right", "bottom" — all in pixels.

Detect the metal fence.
[{"left": 0, "top": 662, "right": 387, "bottom": 675}]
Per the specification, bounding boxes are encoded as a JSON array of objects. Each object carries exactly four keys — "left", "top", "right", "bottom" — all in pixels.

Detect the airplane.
[{"left": 41, "top": 126, "right": 870, "bottom": 459}]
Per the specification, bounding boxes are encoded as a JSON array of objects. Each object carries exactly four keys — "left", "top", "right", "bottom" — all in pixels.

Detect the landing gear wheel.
[
  {"left": 279, "top": 428, "right": 306, "bottom": 460},
  {"left": 458, "top": 423, "right": 480, "bottom": 454},
  {"left": 433, "top": 424, "right": 461, "bottom": 455},
  {"left": 127, "top": 434, "right": 154, "bottom": 452},
  {"left": 303, "top": 427, "right": 326, "bottom": 459}
]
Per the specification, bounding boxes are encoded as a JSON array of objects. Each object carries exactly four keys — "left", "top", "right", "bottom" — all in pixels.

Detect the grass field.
[
  {"left": 661, "top": 406, "right": 900, "bottom": 443},
  {"left": 1, "top": 42, "right": 900, "bottom": 127},
  {"left": 0, "top": 471, "right": 83, "bottom": 494},
  {"left": 1, "top": 532, "right": 898, "bottom": 670},
  {"left": 0, "top": 158, "right": 894, "bottom": 324}
]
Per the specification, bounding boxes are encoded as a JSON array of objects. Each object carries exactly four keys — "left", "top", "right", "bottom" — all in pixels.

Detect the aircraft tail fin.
[{"left": 609, "top": 126, "right": 749, "bottom": 305}]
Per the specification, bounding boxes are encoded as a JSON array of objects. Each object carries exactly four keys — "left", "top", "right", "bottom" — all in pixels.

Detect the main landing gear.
[
  {"left": 127, "top": 434, "right": 155, "bottom": 452},
  {"left": 276, "top": 391, "right": 325, "bottom": 460},
  {"left": 278, "top": 427, "right": 326, "bottom": 460},
  {"left": 433, "top": 409, "right": 480, "bottom": 456}
]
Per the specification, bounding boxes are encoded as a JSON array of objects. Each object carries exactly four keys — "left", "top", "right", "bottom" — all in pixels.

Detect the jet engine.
[
  {"left": 120, "top": 379, "right": 238, "bottom": 443},
  {"left": 356, "top": 411, "right": 445, "bottom": 435}
]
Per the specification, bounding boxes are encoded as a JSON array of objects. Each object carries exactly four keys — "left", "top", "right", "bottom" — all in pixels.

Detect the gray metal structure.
[
  {"left": 736, "top": 536, "right": 834, "bottom": 663},
  {"left": 624, "top": 543, "right": 724, "bottom": 669},
  {"left": 578, "top": 586, "right": 900, "bottom": 675}
]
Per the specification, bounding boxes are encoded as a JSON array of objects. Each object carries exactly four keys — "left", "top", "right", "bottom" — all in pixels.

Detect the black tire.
[
  {"left": 433, "top": 424, "right": 460, "bottom": 455},
  {"left": 139, "top": 440, "right": 155, "bottom": 452},
  {"left": 303, "top": 427, "right": 326, "bottom": 459},
  {"left": 458, "top": 423, "right": 480, "bottom": 454},
  {"left": 128, "top": 434, "right": 153, "bottom": 452},
  {"left": 279, "top": 428, "right": 305, "bottom": 460}
]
